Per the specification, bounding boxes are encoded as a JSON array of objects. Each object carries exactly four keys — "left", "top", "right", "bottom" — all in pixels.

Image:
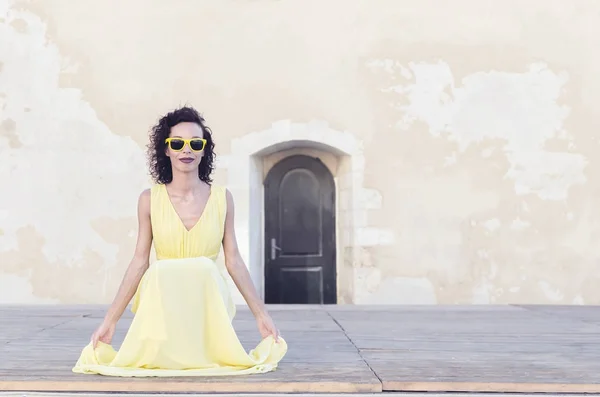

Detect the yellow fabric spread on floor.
[{"left": 72, "top": 184, "right": 287, "bottom": 377}]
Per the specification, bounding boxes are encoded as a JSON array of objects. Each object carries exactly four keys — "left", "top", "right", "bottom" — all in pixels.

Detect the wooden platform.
[{"left": 1, "top": 304, "right": 600, "bottom": 394}]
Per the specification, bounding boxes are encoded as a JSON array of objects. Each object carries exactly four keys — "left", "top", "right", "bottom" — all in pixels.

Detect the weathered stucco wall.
[{"left": 1, "top": 0, "right": 599, "bottom": 304}]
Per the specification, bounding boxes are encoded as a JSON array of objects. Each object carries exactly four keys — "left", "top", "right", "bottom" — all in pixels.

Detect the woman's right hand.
[{"left": 91, "top": 320, "right": 116, "bottom": 349}]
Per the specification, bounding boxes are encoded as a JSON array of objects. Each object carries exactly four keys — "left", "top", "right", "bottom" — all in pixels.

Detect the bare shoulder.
[
  {"left": 133, "top": 188, "right": 153, "bottom": 258},
  {"left": 140, "top": 188, "right": 152, "bottom": 198},
  {"left": 223, "top": 187, "right": 235, "bottom": 223},
  {"left": 224, "top": 187, "right": 236, "bottom": 212},
  {"left": 222, "top": 188, "right": 238, "bottom": 247},
  {"left": 224, "top": 187, "right": 234, "bottom": 204},
  {"left": 139, "top": 187, "right": 151, "bottom": 202},
  {"left": 138, "top": 188, "right": 152, "bottom": 214}
]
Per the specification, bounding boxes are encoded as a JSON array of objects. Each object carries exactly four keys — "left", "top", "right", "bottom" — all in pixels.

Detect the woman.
[{"left": 72, "top": 106, "right": 287, "bottom": 376}]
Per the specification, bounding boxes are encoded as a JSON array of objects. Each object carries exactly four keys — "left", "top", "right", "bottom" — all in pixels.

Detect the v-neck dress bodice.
[
  {"left": 72, "top": 183, "right": 287, "bottom": 377},
  {"left": 151, "top": 183, "right": 225, "bottom": 261}
]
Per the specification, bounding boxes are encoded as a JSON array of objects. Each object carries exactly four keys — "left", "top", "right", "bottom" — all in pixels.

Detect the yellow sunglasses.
[{"left": 165, "top": 137, "right": 207, "bottom": 152}]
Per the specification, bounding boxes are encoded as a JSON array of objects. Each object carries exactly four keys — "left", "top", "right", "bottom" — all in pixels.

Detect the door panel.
[
  {"left": 264, "top": 155, "right": 336, "bottom": 304},
  {"left": 279, "top": 169, "right": 321, "bottom": 256}
]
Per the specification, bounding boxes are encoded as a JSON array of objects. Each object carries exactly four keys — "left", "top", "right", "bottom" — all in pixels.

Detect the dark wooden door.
[{"left": 264, "top": 155, "right": 336, "bottom": 304}]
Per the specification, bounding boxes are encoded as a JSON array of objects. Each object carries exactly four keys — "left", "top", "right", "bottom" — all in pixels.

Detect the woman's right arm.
[{"left": 91, "top": 189, "right": 153, "bottom": 347}]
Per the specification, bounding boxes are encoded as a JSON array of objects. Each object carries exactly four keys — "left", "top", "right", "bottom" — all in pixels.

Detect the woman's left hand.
[{"left": 256, "top": 312, "right": 281, "bottom": 342}]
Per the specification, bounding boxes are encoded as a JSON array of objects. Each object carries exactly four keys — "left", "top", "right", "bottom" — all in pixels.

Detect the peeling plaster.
[
  {"left": 471, "top": 282, "right": 492, "bottom": 304},
  {"left": 0, "top": 3, "right": 148, "bottom": 269},
  {"left": 538, "top": 280, "right": 564, "bottom": 302},
  {"left": 0, "top": 273, "right": 59, "bottom": 304},
  {"left": 511, "top": 217, "right": 530, "bottom": 230},
  {"left": 1, "top": 0, "right": 598, "bottom": 306},
  {"left": 392, "top": 172, "right": 500, "bottom": 288},
  {"left": 0, "top": 117, "right": 21, "bottom": 147},
  {"left": 483, "top": 218, "right": 501, "bottom": 232},
  {"left": 355, "top": 269, "right": 437, "bottom": 304},
  {"left": 367, "top": 59, "right": 587, "bottom": 201}
]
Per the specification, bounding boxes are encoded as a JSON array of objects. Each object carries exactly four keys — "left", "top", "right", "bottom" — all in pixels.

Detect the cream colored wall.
[{"left": 1, "top": 0, "right": 599, "bottom": 305}]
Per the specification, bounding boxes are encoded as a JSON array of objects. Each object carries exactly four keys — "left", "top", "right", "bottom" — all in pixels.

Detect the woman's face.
[{"left": 165, "top": 122, "right": 206, "bottom": 174}]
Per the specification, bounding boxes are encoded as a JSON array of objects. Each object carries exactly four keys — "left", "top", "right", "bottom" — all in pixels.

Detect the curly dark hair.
[{"left": 147, "top": 105, "right": 216, "bottom": 185}]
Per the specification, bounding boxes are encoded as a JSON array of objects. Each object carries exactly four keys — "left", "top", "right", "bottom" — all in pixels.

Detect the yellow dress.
[{"left": 72, "top": 183, "right": 287, "bottom": 377}]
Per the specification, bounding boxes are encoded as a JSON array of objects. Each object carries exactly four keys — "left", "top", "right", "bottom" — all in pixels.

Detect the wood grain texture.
[
  {"left": 2, "top": 304, "right": 600, "bottom": 393},
  {"left": 329, "top": 305, "right": 600, "bottom": 393},
  {"left": 0, "top": 305, "right": 379, "bottom": 393}
]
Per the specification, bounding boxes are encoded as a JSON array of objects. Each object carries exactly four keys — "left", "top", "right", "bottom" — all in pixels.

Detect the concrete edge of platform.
[
  {"left": 0, "top": 380, "right": 383, "bottom": 394},
  {"left": 384, "top": 382, "right": 600, "bottom": 394},
  {"left": 0, "top": 391, "right": 600, "bottom": 397}
]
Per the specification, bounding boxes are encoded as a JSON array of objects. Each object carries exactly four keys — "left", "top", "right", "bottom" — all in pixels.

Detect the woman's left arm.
[{"left": 222, "top": 188, "right": 280, "bottom": 341}]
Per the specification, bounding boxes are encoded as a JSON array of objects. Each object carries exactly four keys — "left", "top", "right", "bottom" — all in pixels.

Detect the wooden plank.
[
  {"left": 60, "top": 305, "right": 341, "bottom": 331},
  {"left": 0, "top": 304, "right": 94, "bottom": 317},
  {"left": 5, "top": 304, "right": 600, "bottom": 394},
  {"left": 0, "top": 380, "right": 378, "bottom": 393},
  {"left": 0, "top": 363, "right": 381, "bottom": 393},
  {"left": 515, "top": 304, "right": 600, "bottom": 326},
  {"left": 338, "top": 305, "right": 600, "bottom": 393},
  {"left": 382, "top": 382, "right": 600, "bottom": 393},
  {"left": 0, "top": 305, "right": 380, "bottom": 393}
]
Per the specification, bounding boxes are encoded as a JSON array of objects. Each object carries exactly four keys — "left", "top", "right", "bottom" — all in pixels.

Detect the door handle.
[{"left": 271, "top": 238, "right": 281, "bottom": 260}]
